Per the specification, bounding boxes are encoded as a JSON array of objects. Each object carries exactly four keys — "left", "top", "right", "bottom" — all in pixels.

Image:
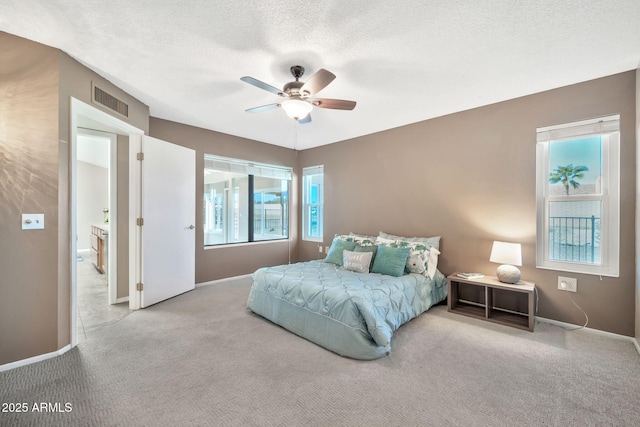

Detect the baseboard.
[
  {"left": 196, "top": 273, "right": 252, "bottom": 288},
  {"left": 536, "top": 316, "right": 640, "bottom": 355},
  {"left": 0, "top": 344, "right": 73, "bottom": 373},
  {"left": 115, "top": 296, "right": 129, "bottom": 304}
]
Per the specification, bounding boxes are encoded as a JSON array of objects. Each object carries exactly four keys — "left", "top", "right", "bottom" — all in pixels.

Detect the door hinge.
[
  {"left": 137, "top": 218, "right": 144, "bottom": 226},
  {"left": 136, "top": 282, "right": 143, "bottom": 291},
  {"left": 137, "top": 152, "right": 144, "bottom": 161}
]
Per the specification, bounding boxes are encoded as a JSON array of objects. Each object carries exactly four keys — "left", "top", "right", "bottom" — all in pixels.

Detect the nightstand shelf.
[{"left": 447, "top": 273, "right": 535, "bottom": 332}]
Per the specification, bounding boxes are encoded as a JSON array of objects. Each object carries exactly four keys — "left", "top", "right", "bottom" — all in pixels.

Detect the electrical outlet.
[
  {"left": 325, "top": 246, "right": 330, "bottom": 253},
  {"left": 558, "top": 276, "right": 577, "bottom": 292},
  {"left": 318, "top": 245, "right": 323, "bottom": 253}
]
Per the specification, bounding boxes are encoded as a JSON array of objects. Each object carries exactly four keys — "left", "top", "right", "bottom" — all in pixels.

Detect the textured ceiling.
[{"left": 2, "top": 0, "right": 639, "bottom": 150}]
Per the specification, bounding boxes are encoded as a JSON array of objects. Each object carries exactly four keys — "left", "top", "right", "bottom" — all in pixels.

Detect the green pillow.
[
  {"left": 324, "top": 238, "right": 357, "bottom": 266},
  {"left": 371, "top": 244, "right": 410, "bottom": 277}
]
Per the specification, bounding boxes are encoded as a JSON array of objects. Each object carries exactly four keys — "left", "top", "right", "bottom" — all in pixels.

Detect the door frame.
[
  {"left": 70, "top": 97, "right": 144, "bottom": 347},
  {"left": 129, "top": 134, "right": 142, "bottom": 309}
]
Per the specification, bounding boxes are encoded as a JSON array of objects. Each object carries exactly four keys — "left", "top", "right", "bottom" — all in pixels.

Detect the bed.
[{"left": 247, "top": 232, "right": 447, "bottom": 359}]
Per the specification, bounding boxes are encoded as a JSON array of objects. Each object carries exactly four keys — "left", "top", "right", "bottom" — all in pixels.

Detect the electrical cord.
[
  {"left": 564, "top": 289, "right": 589, "bottom": 330},
  {"left": 534, "top": 283, "right": 588, "bottom": 330}
]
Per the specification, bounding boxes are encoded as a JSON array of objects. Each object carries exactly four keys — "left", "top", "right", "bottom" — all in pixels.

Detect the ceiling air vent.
[{"left": 92, "top": 84, "right": 129, "bottom": 118}]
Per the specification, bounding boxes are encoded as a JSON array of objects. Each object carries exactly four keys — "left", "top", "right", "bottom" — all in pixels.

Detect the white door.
[{"left": 140, "top": 135, "right": 196, "bottom": 307}]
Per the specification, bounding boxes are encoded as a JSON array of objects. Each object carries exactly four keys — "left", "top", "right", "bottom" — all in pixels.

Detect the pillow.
[
  {"left": 324, "top": 235, "right": 357, "bottom": 266},
  {"left": 371, "top": 244, "right": 411, "bottom": 277},
  {"left": 405, "top": 244, "right": 428, "bottom": 274},
  {"left": 379, "top": 231, "right": 441, "bottom": 250},
  {"left": 342, "top": 250, "right": 373, "bottom": 273},
  {"left": 354, "top": 244, "right": 378, "bottom": 269},
  {"left": 377, "top": 235, "right": 440, "bottom": 279},
  {"left": 376, "top": 237, "right": 425, "bottom": 274},
  {"left": 348, "top": 232, "right": 378, "bottom": 246},
  {"left": 426, "top": 246, "right": 441, "bottom": 279},
  {"left": 375, "top": 236, "right": 396, "bottom": 246}
]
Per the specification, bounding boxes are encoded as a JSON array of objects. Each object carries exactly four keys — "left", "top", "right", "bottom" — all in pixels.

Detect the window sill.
[
  {"left": 536, "top": 263, "right": 619, "bottom": 278},
  {"left": 204, "top": 239, "right": 289, "bottom": 250}
]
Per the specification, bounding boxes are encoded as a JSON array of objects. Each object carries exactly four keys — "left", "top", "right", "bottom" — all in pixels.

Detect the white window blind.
[
  {"left": 204, "top": 154, "right": 292, "bottom": 180},
  {"left": 302, "top": 165, "right": 324, "bottom": 176},
  {"left": 537, "top": 115, "right": 620, "bottom": 142}
]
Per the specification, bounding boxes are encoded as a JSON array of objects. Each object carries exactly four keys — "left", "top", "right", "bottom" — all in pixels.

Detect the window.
[
  {"left": 204, "top": 155, "right": 291, "bottom": 246},
  {"left": 536, "top": 115, "right": 620, "bottom": 276},
  {"left": 302, "top": 165, "right": 324, "bottom": 242}
]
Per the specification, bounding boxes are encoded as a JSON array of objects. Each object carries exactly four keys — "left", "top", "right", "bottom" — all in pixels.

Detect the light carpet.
[{"left": 1, "top": 278, "right": 639, "bottom": 426}]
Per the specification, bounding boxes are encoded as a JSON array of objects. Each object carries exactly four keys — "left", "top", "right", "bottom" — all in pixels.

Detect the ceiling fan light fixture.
[
  {"left": 281, "top": 99, "right": 313, "bottom": 120},
  {"left": 242, "top": 66, "right": 355, "bottom": 124}
]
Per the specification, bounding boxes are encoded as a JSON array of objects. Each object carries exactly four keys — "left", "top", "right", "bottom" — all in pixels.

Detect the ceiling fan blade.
[
  {"left": 245, "top": 103, "right": 280, "bottom": 113},
  {"left": 298, "top": 114, "right": 312, "bottom": 124},
  {"left": 312, "top": 98, "right": 356, "bottom": 110},
  {"left": 300, "top": 69, "right": 336, "bottom": 96},
  {"left": 240, "top": 76, "right": 285, "bottom": 97}
]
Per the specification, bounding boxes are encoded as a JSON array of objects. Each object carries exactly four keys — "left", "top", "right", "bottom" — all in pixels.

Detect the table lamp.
[{"left": 490, "top": 241, "right": 522, "bottom": 284}]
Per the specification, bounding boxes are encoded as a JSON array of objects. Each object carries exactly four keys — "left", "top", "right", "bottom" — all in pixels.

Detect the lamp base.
[{"left": 496, "top": 264, "right": 521, "bottom": 284}]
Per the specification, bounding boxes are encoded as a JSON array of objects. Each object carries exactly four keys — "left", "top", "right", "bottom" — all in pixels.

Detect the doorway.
[
  {"left": 70, "top": 97, "right": 144, "bottom": 347},
  {"left": 75, "top": 128, "right": 127, "bottom": 341}
]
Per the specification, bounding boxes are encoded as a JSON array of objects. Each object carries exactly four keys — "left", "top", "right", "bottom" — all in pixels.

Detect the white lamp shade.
[
  {"left": 489, "top": 241, "right": 522, "bottom": 266},
  {"left": 281, "top": 99, "right": 313, "bottom": 120}
]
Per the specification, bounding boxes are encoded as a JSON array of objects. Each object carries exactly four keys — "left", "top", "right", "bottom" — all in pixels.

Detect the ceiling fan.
[{"left": 241, "top": 65, "right": 356, "bottom": 124}]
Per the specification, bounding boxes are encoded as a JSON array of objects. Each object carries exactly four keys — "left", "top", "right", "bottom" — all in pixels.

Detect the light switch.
[{"left": 22, "top": 214, "right": 44, "bottom": 230}]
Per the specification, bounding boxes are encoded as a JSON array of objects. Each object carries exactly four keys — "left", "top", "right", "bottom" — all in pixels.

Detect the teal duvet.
[{"left": 247, "top": 260, "right": 448, "bottom": 359}]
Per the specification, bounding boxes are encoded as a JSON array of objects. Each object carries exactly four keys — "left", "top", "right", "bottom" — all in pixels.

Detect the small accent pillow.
[
  {"left": 354, "top": 244, "right": 378, "bottom": 270},
  {"left": 371, "top": 244, "right": 411, "bottom": 277},
  {"left": 324, "top": 235, "right": 357, "bottom": 266},
  {"left": 342, "top": 250, "right": 373, "bottom": 273}
]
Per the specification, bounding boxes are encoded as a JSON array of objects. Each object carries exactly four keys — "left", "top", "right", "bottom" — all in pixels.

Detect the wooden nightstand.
[{"left": 447, "top": 273, "right": 536, "bottom": 332}]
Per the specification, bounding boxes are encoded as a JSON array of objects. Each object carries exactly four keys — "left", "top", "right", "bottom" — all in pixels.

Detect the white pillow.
[
  {"left": 427, "top": 247, "right": 441, "bottom": 279},
  {"left": 342, "top": 250, "right": 373, "bottom": 273},
  {"left": 375, "top": 236, "right": 396, "bottom": 246}
]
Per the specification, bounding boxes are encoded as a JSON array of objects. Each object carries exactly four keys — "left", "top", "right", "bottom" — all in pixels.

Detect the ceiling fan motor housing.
[{"left": 283, "top": 80, "right": 305, "bottom": 97}]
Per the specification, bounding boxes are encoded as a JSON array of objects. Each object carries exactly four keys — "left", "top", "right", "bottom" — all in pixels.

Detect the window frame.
[
  {"left": 535, "top": 115, "right": 620, "bottom": 277},
  {"left": 203, "top": 154, "right": 292, "bottom": 247},
  {"left": 302, "top": 165, "right": 324, "bottom": 242}
]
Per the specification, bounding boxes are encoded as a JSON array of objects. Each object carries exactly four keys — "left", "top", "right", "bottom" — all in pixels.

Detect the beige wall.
[
  {"left": 76, "top": 161, "right": 108, "bottom": 251},
  {"left": 299, "top": 71, "right": 637, "bottom": 337},
  {"left": 0, "top": 32, "right": 60, "bottom": 364},
  {"left": 149, "top": 118, "right": 299, "bottom": 283},
  {"left": 0, "top": 32, "right": 149, "bottom": 365}
]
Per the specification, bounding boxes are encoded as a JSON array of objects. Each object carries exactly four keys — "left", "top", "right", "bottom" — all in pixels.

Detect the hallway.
[{"left": 77, "top": 255, "right": 130, "bottom": 343}]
